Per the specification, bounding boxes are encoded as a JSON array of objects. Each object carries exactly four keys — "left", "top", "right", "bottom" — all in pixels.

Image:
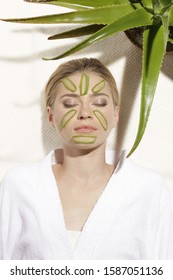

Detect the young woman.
[{"left": 0, "top": 58, "right": 173, "bottom": 259}]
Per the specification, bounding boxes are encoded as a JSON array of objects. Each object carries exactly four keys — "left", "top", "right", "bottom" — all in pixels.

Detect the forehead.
[{"left": 58, "top": 71, "right": 111, "bottom": 95}]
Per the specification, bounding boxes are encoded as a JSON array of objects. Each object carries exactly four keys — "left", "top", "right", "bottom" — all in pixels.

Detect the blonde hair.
[{"left": 45, "top": 57, "right": 119, "bottom": 107}]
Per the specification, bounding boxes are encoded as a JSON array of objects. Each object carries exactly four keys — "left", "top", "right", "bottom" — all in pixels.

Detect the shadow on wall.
[
  {"left": 115, "top": 47, "right": 142, "bottom": 157},
  {"left": 162, "top": 52, "right": 173, "bottom": 80}
]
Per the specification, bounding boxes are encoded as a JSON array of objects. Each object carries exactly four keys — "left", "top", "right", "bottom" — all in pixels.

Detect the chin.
[{"left": 70, "top": 139, "right": 106, "bottom": 152}]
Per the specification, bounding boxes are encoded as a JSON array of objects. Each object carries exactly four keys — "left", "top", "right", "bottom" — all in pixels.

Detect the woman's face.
[{"left": 47, "top": 71, "right": 119, "bottom": 150}]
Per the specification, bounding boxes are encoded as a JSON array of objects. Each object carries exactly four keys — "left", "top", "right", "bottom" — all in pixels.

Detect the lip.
[{"left": 74, "top": 125, "right": 97, "bottom": 133}]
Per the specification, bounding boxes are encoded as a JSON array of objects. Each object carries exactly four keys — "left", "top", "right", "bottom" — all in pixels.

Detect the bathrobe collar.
[{"left": 40, "top": 149, "right": 132, "bottom": 259}]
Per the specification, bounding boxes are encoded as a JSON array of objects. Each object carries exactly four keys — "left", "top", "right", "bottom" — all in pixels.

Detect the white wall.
[{"left": 0, "top": 0, "right": 173, "bottom": 193}]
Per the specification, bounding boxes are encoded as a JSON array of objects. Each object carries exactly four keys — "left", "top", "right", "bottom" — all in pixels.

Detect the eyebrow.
[
  {"left": 60, "top": 94, "right": 80, "bottom": 99},
  {"left": 91, "top": 93, "right": 110, "bottom": 98},
  {"left": 60, "top": 93, "right": 110, "bottom": 99}
]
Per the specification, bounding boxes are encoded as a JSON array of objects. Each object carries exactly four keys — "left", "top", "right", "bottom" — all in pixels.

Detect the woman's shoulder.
[
  {"left": 107, "top": 149, "right": 163, "bottom": 180},
  {"left": 108, "top": 149, "right": 169, "bottom": 198},
  {"left": 124, "top": 158, "right": 165, "bottom": 185},
  {"left": 0, "top": 151, "right": 53, "bottom": 190},
  {"left": 0, "top": 163, "right": 40, "bottom": 195},
  {"left": 122, "top": 157, "right": 170, "bottom": 202}
]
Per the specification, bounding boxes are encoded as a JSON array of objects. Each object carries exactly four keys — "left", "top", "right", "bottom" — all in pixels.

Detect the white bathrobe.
[{"left": 0, "top": 150, "right": 173, "bottom": 260}]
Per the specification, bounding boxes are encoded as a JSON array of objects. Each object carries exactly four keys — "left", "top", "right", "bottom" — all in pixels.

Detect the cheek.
[{"left": 60, "top": 109, "right": 77, "bottom": 129}]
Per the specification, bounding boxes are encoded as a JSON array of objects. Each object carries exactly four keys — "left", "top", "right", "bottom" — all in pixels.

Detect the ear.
[
  {"left": 113, "top": 106, "right": 119, "bottom": 126},
  {"left": 47, "top": 106, "right": 54, "bottom": 127}
]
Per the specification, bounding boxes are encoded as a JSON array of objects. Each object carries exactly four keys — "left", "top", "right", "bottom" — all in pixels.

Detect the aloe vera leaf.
[
  {"left": 160, "top": 13, "right": 169, "bottom": 46},
  {"left": 152, "top": 0, "right": 173, "bottom": 14},
  {"left": 127, "top": 25, "right": 166, "bottom": 157},
  {"left": 142, "top": 0, "right": 153, "bottom": 9},
  {"left": 24, "top": 0, "right": 130, "bottom": 10},
  {"left": 169, "top": 5, "right": 173, "bottom": 26},
  {"left": 2, "top": 4, "right": 137, "bottom": 25},
  {"left": 92, "top": 80, "right": 105, "bottom": 93},
  {"left": 43, "top": 7, "right": 152, "bottom": 60},
  {"left": 79, "top": 73, "right": 90, "bottom": 95},
  {"left": 159, "top": 0, "right": 172, "bottom": 6},
  {"left": 152, "top": 0, "right": 161, "bottom": 12},
  {"left": 168, "top": 37, "right": 173, "bottom": 43},
  {"left": 48, "top": 24, "right": 105, "bottom": 40},
  {"left": 61, "top": 77, "right": 77, "bottom": 92}
]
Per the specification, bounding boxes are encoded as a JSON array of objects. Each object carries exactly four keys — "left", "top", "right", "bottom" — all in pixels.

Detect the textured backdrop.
[{"left": 0, "top": 0, "right": 173, "bottom": 195}]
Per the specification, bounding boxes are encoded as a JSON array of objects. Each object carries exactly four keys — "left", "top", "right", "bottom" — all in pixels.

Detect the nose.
[{"left": 77, "top": 103, "right": 92, "bottom": 120}]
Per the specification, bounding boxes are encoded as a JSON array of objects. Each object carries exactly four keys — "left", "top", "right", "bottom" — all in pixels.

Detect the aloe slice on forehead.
[
  {"left": 61, "top": 77, "right": 77, "bottom": 92},
  {"left": 61, "top": 109, "right": 77, "bottom": 128},
  {"left": 79, "top": 73, "right": 90, "bottom": 95},
  {"left": 93, "top": 110, "right": 108, "bottom": 131},
  {"left": 92, "top": 79, "right": 105, "bottom": 93}
]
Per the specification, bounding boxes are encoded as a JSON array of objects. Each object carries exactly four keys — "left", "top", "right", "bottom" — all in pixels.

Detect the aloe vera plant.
[{"left": 2, "top": 0, "right": 173, "bottom": 156}]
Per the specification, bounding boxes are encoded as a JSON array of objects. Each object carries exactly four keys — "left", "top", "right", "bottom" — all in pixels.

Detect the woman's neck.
[{"left": 55, "top": 144, "right": 113, "bottom": 183}]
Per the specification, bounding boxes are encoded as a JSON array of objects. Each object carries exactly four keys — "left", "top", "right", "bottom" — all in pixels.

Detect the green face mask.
[
  {"left": 61, "top": 77, "right": 77, "bottom": 92},
  {"left": 72, "top": 135, "right": 97, "bottom": 144},
  {"left": 93, "top": 110, "right": 108, "bottom": 131},
  {"left": 60, "top": 73, "right": 108, "bottom": 141},
  {"left": 92, "top": 80, "right": 105, "bottom": 94},
  {"left": 61, "top": 109, "right": 77, "bottom": 128},
  {"left": 79, "top": 73, "right": 90, "bottom": 96},
  {"left": 61, "top": 73, "right": 106, "bottom": 96}
]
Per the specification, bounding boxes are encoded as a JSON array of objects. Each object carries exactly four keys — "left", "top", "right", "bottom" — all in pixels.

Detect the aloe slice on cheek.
[
  {"left": 93, "top": 110, "right": 108, "bottom": 131},
  {"left": 61, "top": 109, "right": 77, "bottom": 128}
]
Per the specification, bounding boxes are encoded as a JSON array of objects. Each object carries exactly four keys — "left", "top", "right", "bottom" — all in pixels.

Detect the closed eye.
[
  {"left": 62, "top": 98, "right": 80, "bottom": 108},
  {"left": 92, "top": 96, "right": 108, "bottom": 107},
  {"left": 92, "top": 102, "right": 108, "bottom": 107},
  {"left": 63, "top": 103, "right": 79, "bottom": 108}
]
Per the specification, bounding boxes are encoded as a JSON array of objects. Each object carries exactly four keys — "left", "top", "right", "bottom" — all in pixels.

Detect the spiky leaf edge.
[
  {"left": 48, "top": 24, "right": 105, "bottom": 39},
  {"left": 24, "top": 0, "right": 131, "bottom": 10},
  {"left": 127, "top": 24, "right": 167, "bottom": 157},
  {"left": 43, "top": 7, "right": 152, "bottom": 60},
  {"left": 1, "top": 4, "right": 139, "bottom": 25}
]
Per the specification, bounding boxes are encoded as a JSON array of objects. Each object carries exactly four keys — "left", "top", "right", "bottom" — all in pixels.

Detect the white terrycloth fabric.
[{"left": 0, "top": 149, "right": 173, "bottom": 260}]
